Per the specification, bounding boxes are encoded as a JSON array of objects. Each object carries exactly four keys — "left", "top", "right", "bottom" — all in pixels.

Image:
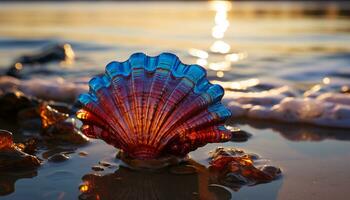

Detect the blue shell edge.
[{"left": 78, "top": 52, "right": 229, "bottom": 119}]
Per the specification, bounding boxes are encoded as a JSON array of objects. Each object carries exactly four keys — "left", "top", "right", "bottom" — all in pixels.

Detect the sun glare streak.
[
  {"left": 216, "top": 71, "right": 224, "bottom": 78},
  {"left": 213, "top": 78, "right": 260, "bottom": 90},
  {"left": 211, "top": 1, "right": 231, "bottom": 39},
  {"left": 196, "top": 58, "right": 208, "bottom": 66},
  {"left": 322, "top": 77, "right": 331, "bottom": 85},
  {"left": 209, "top": 61, "right": 231, "bottom": 71},
  {"left": 210, "top": 40, "right": 231, "bottom": 54},
  {"left": 210, "top": 1, "right": 231, "bottom": 53},
  {"left": 225, "top": 52, "right": 247, "bottom": 62},
  {"left": 188, "top": 1, "right": 245, "bottom": 72},
  {"left": 189, "top": 48, "right": 209, "bottom": 59}
]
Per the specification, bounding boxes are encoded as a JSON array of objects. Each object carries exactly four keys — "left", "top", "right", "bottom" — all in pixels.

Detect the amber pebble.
[
  {"left": 0, "top": 130, "right": 13, "bottom": 149},
  {"left": 48, "top": 153, "right": 70, "bottom": 162},
  {"left": 91, "top": 165, "right": 104, "bottom": 171},
  {"left": 39, "top": 103, "right": 69, "bottom": 129},
  {"left": 169, "top": 165, "right": 197, "bottom": 175}
]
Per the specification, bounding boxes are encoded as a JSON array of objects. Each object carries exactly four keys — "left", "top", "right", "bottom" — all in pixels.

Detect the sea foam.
[{"left": 1, "top": 76, "right": 349, "bottom": 128}]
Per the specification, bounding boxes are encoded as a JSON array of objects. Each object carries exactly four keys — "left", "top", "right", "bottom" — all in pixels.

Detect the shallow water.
[{"left": 0, "top": 1, "right": 350, "bottom": 200}]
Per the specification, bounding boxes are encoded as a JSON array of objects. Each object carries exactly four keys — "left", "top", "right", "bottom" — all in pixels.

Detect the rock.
[
  {"left": 0, "top": 130, "right": 40, "bottom": 171},
  {"left": 91, "top": 166, "right": 104, "bottom": 171},
  {"left": 6, "top": 43, "right": 75, "bottom": 78},
  {"left": 14, "top": 138, "right": 38, "bottom": 155},
  {"left": 42, "top": 147, "right": 75, "bottom": 159},
  {"left": 43, "top": 121, "right": 89, "bottom": 145},
  {"left": 48, "top": 153, "right": 70, "bottom": 163},
  {"left": 78, "top": 151, "right": 88, "bottom": 157},
  {"left": 39, "top": 103, "right": 69, "bottom": 129},
  {"left": 98, "top": 161, "right": 114, "bottom": 168},
  {"left": 0, "top": 91, "right": 39, "bottom": 119},
  {"left": 16, "top": 103, "right": 89, "bottom": 145},
  {"left": 0, "top": 147, "right": 40, "bottom": 171},
  {"left": 226, "top": 126, "right": 252, "bottom": 142},
  {"left": 208, "top": 147, "right": 281, "bottom": 190},
  {"left": 260, "top": 165, "right": 282, "bottom": 179}
]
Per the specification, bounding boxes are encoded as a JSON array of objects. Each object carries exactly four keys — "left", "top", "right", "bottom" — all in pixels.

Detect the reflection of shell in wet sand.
[
  {"left": 79, "top": 161, "right": 232, "bottom": 200},
  {"left": 77, "top": 53, "right": 231, "bottom": 159}
]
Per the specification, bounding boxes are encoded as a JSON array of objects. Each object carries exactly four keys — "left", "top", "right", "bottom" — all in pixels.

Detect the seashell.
[{"left": 76, "top": 53, "right": 232, "bottom": 159}]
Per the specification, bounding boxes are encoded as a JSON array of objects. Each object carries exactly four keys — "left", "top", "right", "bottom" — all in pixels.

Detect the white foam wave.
[{"left": 224, "top": 86, "right": 350, "bottom": 128}]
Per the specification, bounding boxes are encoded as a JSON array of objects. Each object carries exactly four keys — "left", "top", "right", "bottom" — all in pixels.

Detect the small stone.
[
  {"left": 247, "top": 153, "right": 260, "bottom": 160},
  {"left": 0, "top": 147, "right": 41, "bottom": 170},
  {"left": 44, "top": 121, "right": 89, "bottom": 145},
  {"left": 0, "top": 91, "right": 39, "bottom": 119},
  {"left": 260, "top": 165, "right": 282, "bottom": 179},
  {"left": 48, "top": 153, "right": 70, "bottom": 162},
  {"left": 91, "top": 165, "right": 104, "bottom": 171},
  {"left": 228, "top": 127, "right": 252, "bottom": 142},
  {"left": 98, "top": 161, "right": 112, "bottom": 167},
  {"left": 78, "top": 151, "right": 88, "bottom": 157},
  {"left": 39, "top": 103, "right": 69, "bottom": 129}
]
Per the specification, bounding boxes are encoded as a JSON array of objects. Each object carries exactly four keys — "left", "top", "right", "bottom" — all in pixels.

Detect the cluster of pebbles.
[{"left": 0, "top": 89, "right": 89, "bottom": 195}]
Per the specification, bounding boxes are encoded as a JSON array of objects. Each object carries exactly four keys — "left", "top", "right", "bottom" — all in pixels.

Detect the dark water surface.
[{"left": 0, "top": 1, "right": 350, "bottom": 200}]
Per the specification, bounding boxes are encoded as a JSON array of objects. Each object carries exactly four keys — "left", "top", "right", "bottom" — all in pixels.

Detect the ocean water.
[{"left": 0, "top": 1, "right": 350, "bottom": 200}]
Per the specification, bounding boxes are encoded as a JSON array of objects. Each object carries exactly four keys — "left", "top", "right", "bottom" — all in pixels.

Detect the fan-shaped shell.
[{"left": 76, "top": 53, "right": 232, "bottom": 159}]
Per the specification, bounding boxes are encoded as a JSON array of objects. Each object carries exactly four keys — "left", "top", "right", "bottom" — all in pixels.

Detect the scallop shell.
[{"left": 76, "top": 53, "right": 232, "bottom": 159}]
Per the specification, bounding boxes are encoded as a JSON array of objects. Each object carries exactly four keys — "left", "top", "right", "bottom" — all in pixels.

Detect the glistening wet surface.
[
  {"left": 0, "top": 1, "right": 350, "bottom": 200},
  {"left": 2, "top": 119, "right": 350, "bottom": 200}
]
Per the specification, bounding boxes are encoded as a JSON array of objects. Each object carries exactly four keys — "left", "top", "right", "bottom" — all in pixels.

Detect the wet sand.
[{"left": 1, "top": 118, "right": 350, "bottom": 200}]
